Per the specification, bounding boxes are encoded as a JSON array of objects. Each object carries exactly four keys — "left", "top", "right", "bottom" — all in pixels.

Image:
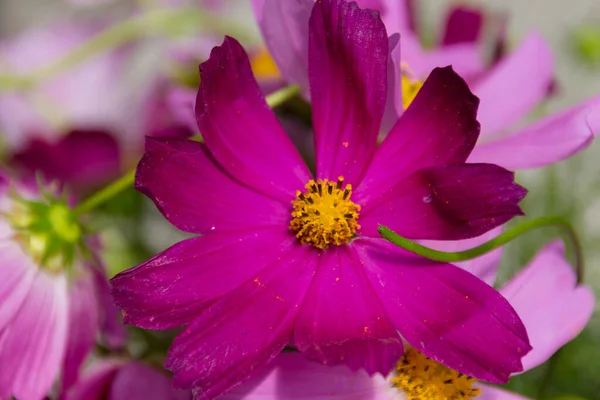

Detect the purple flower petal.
[
  {"left": 0, "top": 242, "right": 36, "bottom": 331},
  {"left": 359, "top": 163, "right": 526, "bottom": 240},
  {"left": 473, "top": 32, "right": 553, "bottom": 137},
  {"left": 250, "top": 0, "right": 313, "bottom": 94},
  {"left": 0, "top": 271, "right": 69, "bottom": 400},
  {"left": 468, "top": 94, "right": 600, "bottom": 170},
  {"left": 109, "top": 362, "right": 191, "bottom": 400},
  {"left": 164, "top": 246, "right": 316, "bottom": 399},
  {"left": 135, "top": 137, "right": 290, "bottom": 234},
  {"left": 92, "top": 264, "right": 127, "bottom": 350},
  {"left": 419, "top": 226, "right": 505, "bottom": 286},
  {"left": 222, "top": 352, "right": 392, "bottom": 400},
  {"left": 356, "top": 66, "right": 480, "bottom": 204},
  {"left": 381, "top": 34, "right": 402, "bottom": 132},
  {"left": 355, "top": 237, "right": 532, "bottom": 383},
  {"left": 478, "top": 385, "right": 531, "bottom": 400},
  {"left": 66, "top": 360, "right": 123, "bottom": 400},
  {"left": 62, "top": 272, "right": 100, "bottom": 392},
  {"left": 309, "top": 0, "right": 388, "bottom": 184},
  {"left": 11, "top": 129, "right": 121, "bottom": 193},
  {"left": 294, "top": 246, "right": 403, "bottom": 375},
  {"left": 111, "top": 228, "right": 296, "bottom": 330},
  {"left": 401, "top": 35, "right": 484, "bottom": 80},
  {"left": 196, "top": 36, "right": 310, "bottom": 202},
  {"left": 442, "top": 6, "right": 483, "bottom": 46},
  {"left": 369, "top": 0, "right": 416, "bottom": 37},
  {"left": 499, "top": 241, "right": 595, "bottom": 372}
]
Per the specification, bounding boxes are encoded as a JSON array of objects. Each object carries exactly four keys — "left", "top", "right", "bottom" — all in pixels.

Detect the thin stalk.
[
  {"left": 0, "top": 8, "right": 258, "bottom": 91},
  {"left": 378, "top": 216, "right": 584, "bottom": 283}
]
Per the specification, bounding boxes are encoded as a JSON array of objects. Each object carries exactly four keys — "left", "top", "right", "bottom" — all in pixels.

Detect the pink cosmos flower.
[
  {"left": 222, "top": 241, "right": 595, "bottom": 400},
  {"left": 251, "top": 0, "right": 600, "bottom": 171},
  {"left": 66, "top": 359, "right": 191, "bottom": 400},
  {"left": 111, "top": 0, "right": 532, "bottom": 398},
  {"left": 0, "top": 173, "right": 125, "bottom": 400}
]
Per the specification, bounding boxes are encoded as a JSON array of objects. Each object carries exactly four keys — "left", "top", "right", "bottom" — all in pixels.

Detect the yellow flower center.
[
  {"left": 401, "top": 75, "right": 423, "bottom": 110},
  {"left": 250, "top": 47, "right": 280, "bottom": 80},
  {"left": 392, "top": 348, "right": 482, "bottom": 400},
  {"left": 289, "top": 177, "right": 360, "bottom": 249}
]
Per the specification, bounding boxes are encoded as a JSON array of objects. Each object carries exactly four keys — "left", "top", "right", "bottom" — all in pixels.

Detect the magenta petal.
[
  {"left": 500, "top": 241, "right": 595, "bottom": 372},
  {"left": 66, "top": 360, "right": 123, "bottom": 400},
  {"left": 356, "top": 66, "right": 480, "bottom": 203},
  {"left": 442, "top": 6, "right": 483, "bottom": 46},
  {"left": 468, "top": 94, "right": 600, "bottom": 170},
  {"left": 294, "top": 246, "right": 403, "bottom": 375},
  {"left": 400, "top": 35, "right": 484, "bottom": 81},
  {"left": 376, "top": 0, "right": 416, "bottom": 37},
  {"left": 250, "top": 0, "right": 313, "bottom": 94},
  {"left": 0, "top": 242, "right": 37, "bottom": 330},
  {"left": 381, "top": 34, "right": 402, "bottom": 132},
  {"left": 92, "top": 265, "right": 127, "bottom": 349},
  {"left": 0, "top": 272, "right": 69, "bottom": 400},
  {"left": 473, "top": 32, "right": 553, "bottom": 137},
  {"left": 479, "top": 385, "right": 531, "bottom": 400},
  {"left": 135, "top": 137, "right": 290, "bottom": 234},
  {"left": 359, "top": 163, "right": 526, "bottom": 240},
  {"left": 111, "top": 228, "right": 296, "bottom": 330},
  {"left": 164, "top": 247, "right": 316, "bottom": 399},
  {"left": 309, "top": 0, "right": 388, "bottom": 184},
  {"left": 222, "top": 352, "right": 392, "bottom": 400},
  {"left": 11, "top": 129, "right": 120, "bottom": 193},
  {"left": 356, "top": 238, "right": 532, "bottom": 383},
  {"left": 62, "top": 272, "right": 100, "bottom": 392},
  {"left": 196, "top": 36, "right": 310, "bottom": 201},
  {"left": 419, "top": 226, "right": 505, "bottom": 286},
  {"left": 109, "top": 362, "right": 191, "bottom": 400}
]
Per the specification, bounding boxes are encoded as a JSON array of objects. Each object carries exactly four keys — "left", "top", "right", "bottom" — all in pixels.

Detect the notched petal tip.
[{"left": 427, "top": 65, "right": 481, "bottom": 111}]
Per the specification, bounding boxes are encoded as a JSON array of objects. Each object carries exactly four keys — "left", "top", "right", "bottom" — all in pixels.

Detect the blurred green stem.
[
  {"left": 72, "top": 85, "right": 300, "bottom": 216},
  {"left": 74, "top": 170, "right": 136, "bottom": 217},
  {"left": 0, "top": 7, "right": 257, "bottom": 91},
  {"left": 379, "top": 216, "right": 584, "bottom": 283}
]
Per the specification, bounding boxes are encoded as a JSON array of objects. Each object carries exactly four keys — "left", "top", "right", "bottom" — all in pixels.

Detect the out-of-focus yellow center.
[
  {"left": 250, "top": 47, "right": 280, "bottom": 80},
  {"left": 401, "top": 75, "right": 423, "bottom": 110},
  {"left": 289, "top": 177, "right": 360, "bottom": 249},
  {"left": 392, "top": 348, "right": 482, "bottom": 400}
]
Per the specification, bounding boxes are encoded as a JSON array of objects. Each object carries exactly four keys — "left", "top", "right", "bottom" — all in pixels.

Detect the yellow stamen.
[
  {"left": 251, "top": 47, "right": 280, "bottom": 80},
  {"left": 392, "top": 348, "right": 482, "bottom": 400},
  {"left": 289, "top": 177, "right": 360, "bottom": 249},
  {"left": 401, "top": 75, "right": 423, "bottom": 110}
]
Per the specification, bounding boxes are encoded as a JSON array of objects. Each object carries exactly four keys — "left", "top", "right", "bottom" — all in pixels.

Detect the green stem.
[
  {"left": 74, "top": 170, "right": 136, "bottom": 217},
  {"left": 0, "top": 8, "right": 258, "bottom": 91},
  {"left": 266, "top": 85, "right": 301, "bottom": 108},
  {"left": 72, "top": 85, "right": 300, "bottom": 216},
  {"left": 378, "top": 216, "right": 584, "bottom": 283}
]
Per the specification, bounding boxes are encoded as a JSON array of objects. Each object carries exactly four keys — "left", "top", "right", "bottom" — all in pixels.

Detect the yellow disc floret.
[
  {"left": 392, "top": 348, "right": 482, "bottom": 400},
  {"left": 401, "top": 75, "right": 424, "bottom": 110},
  {"left": 251, "top": 47, "right": 281, "bottom": 80},
  {"left": 289, "top": 177, "right": 360, "bottom": 249}
]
